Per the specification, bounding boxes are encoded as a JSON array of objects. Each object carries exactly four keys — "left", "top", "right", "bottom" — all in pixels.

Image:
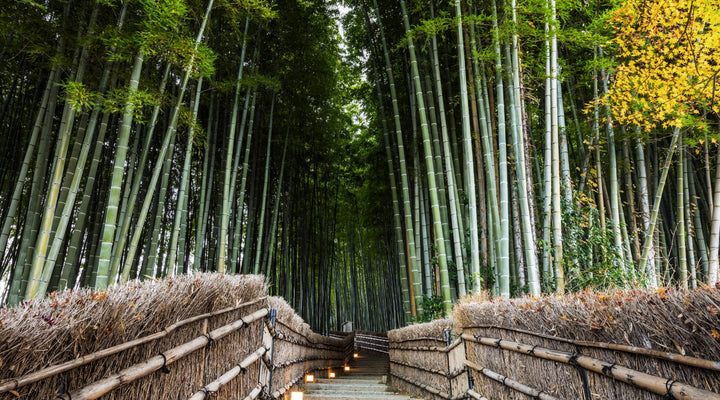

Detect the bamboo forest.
[{"left": 0, "top": 0, "right": 719, "bottom": 334}]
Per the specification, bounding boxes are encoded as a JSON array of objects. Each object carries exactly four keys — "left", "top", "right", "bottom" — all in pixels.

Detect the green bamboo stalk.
[
  {"left": 507, "top": 0, "right": 539, "bottom": 294},
  {"left": 94, "top": 48, "right": 145, "bottom": 289},
  {"left": 468, "top": 8, "right": 499, "bottom": 288},
  {"left": 265, "top": 127, "right": 290, "bottom": 276},
  {"left": 550, "top": 0, "right": 564, "bottom": 292},
  {"left": 687, "top": 158, "right": 709, "bottom": 279},
  {"left": 635, "top": 134, "right": 656, "bottom": 286},
  {"left": 372, "top": 0, "right": 421, "bottom": 316},
  {"left": 491, "top": 0, "right": 511, "bottom": 297},
  {"left": 456, "top": 0, "right": 481, "bottom": 291},
  {"left": 432, "top": 3, "right": 465, "bottom": 295},
  {"left": 364, "top": 6, "right": 411, "bottom": 318},
  {"left": 106, "top": 63, "right": 172, "bottom": 281},
  {"left": 253, "top": 93, "right": 276, "bottom": 275},
  {"left": 193, "top": 93, "right": 215, "bottom": 270},
  {"left": 166, "top": 79, "right": 203, "bottom": 275},
  {"left": 707, "top": 142, "right": 720, "bottom": 286},
  {"left": 639, "top": 127, "right": 682, "bottom": 277},
  {"left": 400, "top": 0, "right": 452, "bottom": 314},
  {"left": 232, "top": 91, "right": 257, "bottom": 271},
  {"left": 218, "top": 16, "right": 250, "bottom": 274},
  {"left": 121, "top": 0, "right": 215, "bottom": 282},
  {"left": 678, "top": 142, "right": 688, "bottom": 288}
]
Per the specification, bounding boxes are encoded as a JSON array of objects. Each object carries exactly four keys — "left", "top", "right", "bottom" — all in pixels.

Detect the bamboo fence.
[
  {"left": 387, "top": 288, "right": 720, "bottom": 400},
  {"left": 0, "top": 276, "right": 354, "bottom": 400}
]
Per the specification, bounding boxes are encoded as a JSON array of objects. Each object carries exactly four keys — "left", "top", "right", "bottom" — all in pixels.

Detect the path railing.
[
  {"left": 387, "top": 323, "right": 720, "bottom": 400},
  {"left": 0, "top": 298, "right": 354, "bottom": 400},
  {"left": 389, "top": 328, "right": 467, "bottom": 400},
  {"left": 355, "top": 331, "right": 389, "bottom": 354}
]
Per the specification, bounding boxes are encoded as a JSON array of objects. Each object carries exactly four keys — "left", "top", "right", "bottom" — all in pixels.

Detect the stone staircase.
[{"left": 301, "top": 351, "right": 417, "bottom": 400}]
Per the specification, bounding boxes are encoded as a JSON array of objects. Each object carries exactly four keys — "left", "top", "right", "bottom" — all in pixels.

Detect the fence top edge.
[
  {"left": 0, "top": 296, "right": 267, "bottom": 393},
  {"left": 462, "top": 325, "right": 720, "bottom": 371}
]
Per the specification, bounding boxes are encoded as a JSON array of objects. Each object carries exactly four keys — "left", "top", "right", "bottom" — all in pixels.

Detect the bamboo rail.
[
  {"left": 188, "top": 346, "right": 267, "bottom": 399},
  {"left": 57, "top": 308, "right": 268, "bottom": 400},
  {"left": 465, "top": 360, "right": 560, "bottom": 400},
  {"left": 390, "top": 372, "right": 466, "bottom": 400},
  {"left": 464, "top": 324, "right": 720, "bottom": 372},
  {"left": 390, "top": 339, "right": 463, "bottom": 353},
  {"left": 244, "top": 385, "right": 263, "bottom": 400},
  {"left": 462, "top": 333, "right": 720, "bottom": 400},
  {"left": 466, "top": 389, "right": 489, "bottom": 400},
  {"left": 0, "top": 297, "right": 266, "bottom": 393},
  {"left": 390, "top": 359, "right": 466, "bottom": 378}
]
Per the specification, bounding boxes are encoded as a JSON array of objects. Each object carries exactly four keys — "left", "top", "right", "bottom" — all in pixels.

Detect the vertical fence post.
[
  {"left": 261, "top": 308, "right": 277, "bottom": 397},
  {"left": 463, "top": 328, "right": 473, "bottom": 397},
  {"left": 445, "top": 328, "right": 453, "bottom": 398}
]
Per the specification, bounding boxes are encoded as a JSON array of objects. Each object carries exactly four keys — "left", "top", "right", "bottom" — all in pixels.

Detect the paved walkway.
[{"left": 301, "top": 350, "right": 418, "bottom": 400}]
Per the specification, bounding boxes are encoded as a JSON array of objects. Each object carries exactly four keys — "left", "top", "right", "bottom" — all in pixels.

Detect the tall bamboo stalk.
[{"left": 400, "top": 0, "right": 452, "bottom": 314}]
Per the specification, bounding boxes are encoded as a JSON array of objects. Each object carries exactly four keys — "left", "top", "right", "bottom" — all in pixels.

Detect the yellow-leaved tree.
[
  {"left": 602, "top": 0, "right": 720, "bottom": 286},
  {"left": 605, "top": 0, "right": 719, "bottom": 131}
]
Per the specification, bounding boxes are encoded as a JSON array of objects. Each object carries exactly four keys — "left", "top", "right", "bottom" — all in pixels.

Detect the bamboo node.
[{"left": 494, "top": 338, "right": 502, "bottom": 348}]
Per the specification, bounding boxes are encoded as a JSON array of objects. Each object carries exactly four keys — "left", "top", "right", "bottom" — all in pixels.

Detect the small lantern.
[
  {"left": 344, "top": 366, "right": 350, "bottom": 372},
  {"left": 329, "top": 372, "right": 336, "bottom": 378},
  {"left": 290, "top": 392, "right": 303, "bottom": 400},
  {"left": 353, "top": 353, "right": 359, "bottom": 358},
  {"left": 305, "top": 374, "right": 314, "bottom": 383}
]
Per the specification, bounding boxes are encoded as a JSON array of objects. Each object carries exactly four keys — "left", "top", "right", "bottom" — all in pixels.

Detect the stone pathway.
[{"left": 301, "top": 350, "right": 418, "bottom": 400}]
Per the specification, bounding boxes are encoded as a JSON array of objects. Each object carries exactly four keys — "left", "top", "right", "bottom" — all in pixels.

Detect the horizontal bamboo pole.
[
  {"left": 188, "top": 346, "right": 267, "bottom": 400},
  {"left": 244, "top": 385, "right": 262, "bottom": 400},
  {"left": 57, "top": 308, "right": 268, "bottom": 400},
  {"left": 464, "top": 324, "right": 720, "bottom": 372},
  {"left": 466, "top": 389, "right": 489, "bottom": 400},
  {"left": 391, "top": 336, "right": 447, "bottom": 344},
  {"left": 462, "top": 333, "right": 720, "bottom": 400},
  {"left": 390, "top": 359, "right": 466, "bottom": 379},
  {"left": 390, "top": 372, "right": 448, "bottom": 398},
  {"left": 390, "top": 339, "right": 462, "bottom": 353},
  {"left": 465, "top": 360, "right": 559, "bottom": 400},
  {"left": 0, "top": 297, "right": 266, "bottom": 393}
]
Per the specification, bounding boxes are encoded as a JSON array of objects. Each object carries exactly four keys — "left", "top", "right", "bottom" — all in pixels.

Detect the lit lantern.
[
  {"left": 344, "top": 366, "right": 350, "bottom": 372},
  {"left": 305, "top": 374, "right": 314, "bottom": 383},
  {"left": 353, "top": 353, "right": 358, "bottom": 358},
  {"left": 329, "top": 372, "right": 336, "bottom": 378},
  {"left": 290, "top": 392, "right": 303, "bottom": 400}
]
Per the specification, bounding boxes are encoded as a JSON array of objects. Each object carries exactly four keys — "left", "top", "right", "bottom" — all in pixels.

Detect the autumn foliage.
[{"left": 604, "top": 0, "right": 720, "bottom": 131}]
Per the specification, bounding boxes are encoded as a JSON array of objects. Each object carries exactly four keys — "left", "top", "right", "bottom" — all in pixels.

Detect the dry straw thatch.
[
  {"left": 388, "top": 319, "right": 467, "bottom": 400},
  {"left": 0, "top": 273, "right": 266, "bottom": 399},
  {"left": 389, "top": 318, "right": 452, "bottom": 344},
  {"left": 266, "top": 296, "right": 350, "bottom": 398},
  {"left": 454, "top": 287, "right": 720, "bottom": 400}
]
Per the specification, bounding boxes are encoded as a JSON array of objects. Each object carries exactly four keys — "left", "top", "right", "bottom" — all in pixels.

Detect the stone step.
[
  {"left": 304, "top": 396, "right": 413, "bottom": 399},
  {"left": 297, "top": 351, "right": 419, "bottom": 400},
  {"left": 305, "top": 383, "right": 391, "bottom": 392},
  {"left": 315, "top": 378, "right": 383, "bottom": 384}
]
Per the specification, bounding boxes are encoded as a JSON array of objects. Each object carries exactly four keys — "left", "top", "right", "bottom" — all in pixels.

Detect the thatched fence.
[
  {"left": 0, "top": 274, "right": 353, "bottom": 400},
  {"left": 389, "top": 288, "right": 720, "bottom": 400},
  {"left": 388, "top": 319, "right": 468, "bottom": 400}
]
